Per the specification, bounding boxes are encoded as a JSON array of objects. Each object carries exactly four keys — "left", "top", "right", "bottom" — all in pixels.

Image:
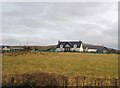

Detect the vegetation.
[{"left": 2, "top": 52, "right": 119, "bottom": 86}]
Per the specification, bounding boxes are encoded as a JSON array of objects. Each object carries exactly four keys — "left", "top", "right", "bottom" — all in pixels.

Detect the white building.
[
  {"left": 83, "top": 43, "right": 110, "bottom": 53},
  {"left": 2, "top": 46, "right": 10, "bottom": 51},
  {"left": 56, "top": 40, "right": 83, "bottom": 52}
]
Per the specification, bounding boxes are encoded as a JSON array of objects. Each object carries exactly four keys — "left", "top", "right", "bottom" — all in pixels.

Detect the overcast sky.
[{"left": 2, "top": 2, "right": 118, "bottom": 49}]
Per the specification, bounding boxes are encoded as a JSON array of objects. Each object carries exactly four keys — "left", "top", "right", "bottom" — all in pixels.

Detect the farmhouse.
[
  {"left": 0, "top": 45, "right": 10, "bottom": 51},
  {"left": 56, "top": 40, "right": 83, "bottom": 52},
  {"left": 0, "top": 45, "right": 24, "bottom": 52}
]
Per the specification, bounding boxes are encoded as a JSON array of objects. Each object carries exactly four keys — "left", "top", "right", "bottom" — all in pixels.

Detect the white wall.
[
  {"left": 87, "top": 49, "right": 97, "bottom": 52},
  {"left": 71, "top": 48, "right": 80, "bottom": 51},
  {"left": 79, "top": 43, "right": 83, "bottom": 52},
  {"left": 3, "top": 47, "right": 10, "bottom": 51}
]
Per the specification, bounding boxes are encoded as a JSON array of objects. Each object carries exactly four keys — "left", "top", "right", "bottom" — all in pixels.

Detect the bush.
[{"left": 2, "top": 72, "right": 68, "bottom": 87}]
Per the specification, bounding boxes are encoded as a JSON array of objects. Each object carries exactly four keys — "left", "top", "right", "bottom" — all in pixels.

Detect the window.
[
  {"left": 74, "top": 44, "right": 77, "bottom": 48},
  {"left": 60, "top": 44, "right": 63, "bottom": 48},
  {"left": 65, "top": 44, "right": 70, "bottom": 47}
]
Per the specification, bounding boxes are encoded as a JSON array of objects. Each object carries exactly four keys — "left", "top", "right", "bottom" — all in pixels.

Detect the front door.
[{"left": 65, "top": 47, "right": 70, "bottom": 52}]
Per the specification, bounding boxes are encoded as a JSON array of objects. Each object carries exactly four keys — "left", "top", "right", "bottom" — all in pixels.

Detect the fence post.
[
  {"left": 76, "top": 76, "right": 79, "bottom": 88},
  {"left": 10, "top": 76, "right": 15, "bottom": 86},
  {"left": 64, "top": 77, "right": 68, "bottom": 88},
  {"left": 82, "top": 76, "right": 86, "bottom": 87},
  {"left": 114, "top": 78, "right": 118, "bottom": 88},
  {"left": 94, "top": 79, "right": 96, "bottom": 86}
]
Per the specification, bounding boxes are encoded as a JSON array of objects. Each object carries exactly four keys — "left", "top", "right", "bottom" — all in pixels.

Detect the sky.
[{"left": 2, "top": 2, "right": 118, "bottom": 49}]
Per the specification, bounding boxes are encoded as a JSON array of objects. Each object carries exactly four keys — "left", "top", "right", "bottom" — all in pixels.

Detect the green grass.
[{"left": 2, "top": 52, "right": 118, "bottom": 78}]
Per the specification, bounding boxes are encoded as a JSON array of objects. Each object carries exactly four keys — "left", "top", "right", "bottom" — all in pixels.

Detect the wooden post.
[
  {"left": 114, "top": 78, "right": 118, "bottom": 88},
  {"left": 76, "top": 76, "right": 79, "bottom": 88},
  {"left": 10, "top": 76, "right": 15, "bottom": 86}
]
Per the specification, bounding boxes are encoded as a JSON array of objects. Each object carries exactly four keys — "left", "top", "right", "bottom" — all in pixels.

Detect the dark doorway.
[{"left": 64, "top": 48, "right": 70, "bottom": 52}]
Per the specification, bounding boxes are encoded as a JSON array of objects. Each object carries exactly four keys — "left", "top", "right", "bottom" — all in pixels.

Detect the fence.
[{"left": 74, "top": 76, "right": 120, "bottom": 87}]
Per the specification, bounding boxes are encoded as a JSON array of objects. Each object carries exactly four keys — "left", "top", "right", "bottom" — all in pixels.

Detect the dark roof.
[
  {"left": 83, "top": 43, "right": 103, "bottom": 49},
  {"left": 0, "top": 45, "right": 10, "bottom": 48},
  {"left": 97, "top": 47, "right": 110, "bottom": 53},
  {"left": 57, "top": 41, "right": 82, "bottom": 48}
]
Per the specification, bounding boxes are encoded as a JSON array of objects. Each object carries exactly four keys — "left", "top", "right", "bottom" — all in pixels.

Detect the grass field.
[{"left": 2, "top": 52, "right": 118, "bottom": 78}]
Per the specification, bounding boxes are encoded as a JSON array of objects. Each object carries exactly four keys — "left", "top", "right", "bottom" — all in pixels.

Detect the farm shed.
[
  {"left": 96, "top": 47, "right": 110, "bottom": 53},
  {"left": 83, "top": 43, "right": 110, "bottom": 53},
  {"left": 10, "top": 47, "right": 24, "bottom": 51}
]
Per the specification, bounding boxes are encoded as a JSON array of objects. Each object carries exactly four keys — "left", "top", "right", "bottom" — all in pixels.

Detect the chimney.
[{"left": 102, "top": 44, "right": 104, "bottom": 47}]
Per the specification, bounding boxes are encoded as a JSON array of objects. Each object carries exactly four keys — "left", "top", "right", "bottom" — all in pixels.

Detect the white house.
[
  {"left": 56, "top": 40, "right": 83, "bottom": 52},
  {"left": 2, "top": 46, "right": 11, "bottom": 51},
  {"left": 0, "top": 45, "right": 24, "bottom": 52}
]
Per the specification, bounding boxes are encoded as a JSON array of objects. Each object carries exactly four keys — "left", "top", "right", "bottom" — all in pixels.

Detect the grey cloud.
[{"left": 2, "top": 2, "right": 118, "bottom": 49}]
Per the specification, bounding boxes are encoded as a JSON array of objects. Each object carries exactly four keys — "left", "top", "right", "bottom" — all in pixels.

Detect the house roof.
[
  {"left": 0, "top": 45, "right": 10, "bottom": 48},
  {"left": 11, "top": 47, "right": 24, "bottom": 50},
  {"left": 83, "top": 43, "right": 110, "bottom": 51},
  {"left": 83, "top": 43, "right": 103, "bottom": 49},
  {"left": 57, "top": 41, "right": 82, "bottom": 48},
  {"left": 96, "top": 47, "right": 110, "bottom": 53}
]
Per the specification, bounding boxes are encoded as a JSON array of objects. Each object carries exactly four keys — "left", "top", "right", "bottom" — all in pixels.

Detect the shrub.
[{"left": 2, "top": 72, "right": 68, "bottom": 87}]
